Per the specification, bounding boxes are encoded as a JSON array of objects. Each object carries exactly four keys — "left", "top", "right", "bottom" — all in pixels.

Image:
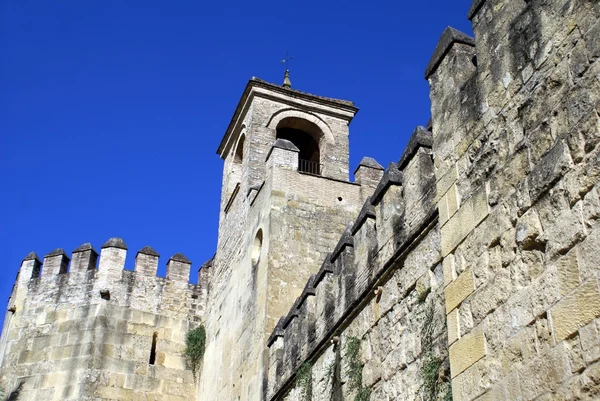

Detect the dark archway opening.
[{"left": 276, "top": 127, "right": 321, "bottom": 175}]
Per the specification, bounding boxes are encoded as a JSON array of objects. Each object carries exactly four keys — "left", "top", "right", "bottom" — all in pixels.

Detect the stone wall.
[
  {"left": 0, "top": 240, "right": 203, "bottom": 401},
  {"left": 265, "top": 128, "right": 448, "bottom": 401},
  {"left": 265, "top": 1, "right": 600, "bottom": 399},
  {"left": 200, "top": 137, "right": 380, "bottom": 401},
  {"left": 428, "top": 0, "right": 600, "bottom": 400}
]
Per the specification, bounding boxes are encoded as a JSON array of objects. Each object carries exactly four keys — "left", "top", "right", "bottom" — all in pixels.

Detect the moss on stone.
[
  {"left": 295, "top": 362, "right": 313, "bottom": 401},
  {"left": 344, "top": 336, "right": 372, "bottom": 401}
]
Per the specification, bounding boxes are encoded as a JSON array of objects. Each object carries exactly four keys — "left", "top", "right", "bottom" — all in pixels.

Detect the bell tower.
[{"left": 199, "top": 76, "right": 383, "bottom": 401}]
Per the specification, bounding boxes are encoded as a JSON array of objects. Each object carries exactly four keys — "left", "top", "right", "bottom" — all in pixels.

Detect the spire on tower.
[
  {"left": 280, "top": 52, "right": 294, "bottom": 88},
  {"left": 283, "top": 70, "right": 291, "bottom": 88}
]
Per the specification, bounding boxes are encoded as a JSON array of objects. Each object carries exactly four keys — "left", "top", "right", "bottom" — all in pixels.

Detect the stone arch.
[{"left": 267, "top": 109, "right": 335, "bottom": 145}]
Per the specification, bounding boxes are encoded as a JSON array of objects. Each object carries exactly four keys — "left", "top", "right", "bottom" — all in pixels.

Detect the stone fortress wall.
[
  {"left": 266, "top": 128, "right": 446, "bottom": 401},
  {"left": 0, "top": 0, "right": 599, "bottom": 400},
  {"left": 265, "top": 0, "right": 600, "bottom": 400},
  {"left": 0, "top": 239, "right": 204, "bottom": 401}
]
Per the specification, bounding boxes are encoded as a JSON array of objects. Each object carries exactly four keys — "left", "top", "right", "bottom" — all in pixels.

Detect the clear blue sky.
[{"left": 0, "top": 0, "right": 474, "bottom": 328}]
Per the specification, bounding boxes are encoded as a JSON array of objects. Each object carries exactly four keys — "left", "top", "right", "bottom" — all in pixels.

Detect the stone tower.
[
  {"left": 0, "top": 240, "right": 204, "bottom": 400},
  {"left": 198, "top": 77, "right": 384, "bottom": 400}
]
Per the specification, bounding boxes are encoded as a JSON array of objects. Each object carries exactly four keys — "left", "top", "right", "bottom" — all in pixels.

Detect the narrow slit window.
[{"left": 149, "top": 332, "right": 158, "bottom": 365}]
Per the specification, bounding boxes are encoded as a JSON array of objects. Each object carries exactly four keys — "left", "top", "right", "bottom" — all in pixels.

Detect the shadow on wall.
[{"left": 4, "top": 382, "right": 23, "bottom": 401}]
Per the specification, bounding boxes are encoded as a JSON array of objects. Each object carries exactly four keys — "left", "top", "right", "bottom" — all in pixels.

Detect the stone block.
[
  {"left": 472, "top": 185, "right": 490, "bottom": 227},
  {"left": 579, "top": 320, "right": 600, "bottom": 365},
  {"left": 517, "top": 343, "right": 572, "bottom": 400},
  {"left": 436, "top": 164, "right": 458, "bottom": 203},
  {"left": 445, "top": 268, "right": 475, "bottom": 314},
  {"left": 555, "top": 249, "right": 581, "bottom": 296},
  {"left": 449, "top": 325, "right": 486, "bottom": 378},
  {"left": 447, "top": 184, "right": 460, "bottom": 218},
  {"left": 529, "top": 141, "right": 573, "bottom": 203},
  {"left": 586, "top": 21, "right": 600, "bottom": 62},
  {"left": 515, "top": 209, "right": 544, "bottom": 250},
  {"left": 50, "top": 345, "right": 73, "bottom": 360},
  {"left": 448, "top": 308, "right": 461, "bottom": 345},
  {"left": 443, "top": 255, "right": 456, "bottom": 288},
  {"left": 441, "top": 186, "right": 489, "bottom": 257},
  {"left": 439, "top": 193, "right": 450, "bottom": 225},
  {"left": 550, "top": 278, "right": 600, "bottom": 342}
]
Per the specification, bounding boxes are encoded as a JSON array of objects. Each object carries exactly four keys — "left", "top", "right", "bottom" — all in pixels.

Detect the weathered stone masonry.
[
  {"left": 1, "top": 1, "right": 600, "bottom": 400},
  {"left": 0, "top": 240, "right": 203, "bottom": 401},
  {"left": 266, "top": 0, "right": 600, "bottom": 400}
]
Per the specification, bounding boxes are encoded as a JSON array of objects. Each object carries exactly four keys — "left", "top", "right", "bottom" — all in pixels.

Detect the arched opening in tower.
[{"left": 276, "top": 117, "right": 322, "bottom": 175}]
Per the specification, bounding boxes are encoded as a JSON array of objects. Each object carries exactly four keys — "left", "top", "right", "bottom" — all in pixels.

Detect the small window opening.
[
  {"left": 234, "top": 134, "right": 245, "bottom": 164},
  {"left": 149, "top": 332, "right": 158, "bottom": 365},
  {"left": 251, "top": 229, "right": 263, "bottom": 267},
  {"left": 100, "top": 289, "right": 110, "bottom": 300},
  {"left": 226, "top": 134, "right": 245, "bottom": 202}
]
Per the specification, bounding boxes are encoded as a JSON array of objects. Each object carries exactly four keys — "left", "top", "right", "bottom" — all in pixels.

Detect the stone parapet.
[
  {"left": 266, "top": 125, "right": 439, "bottom": 400},
  {"left": 12, "top": 238, "right": 203, "bottom": 303},
  {"left": 1, "top": 238, "right": 204, "bottom": 401}
]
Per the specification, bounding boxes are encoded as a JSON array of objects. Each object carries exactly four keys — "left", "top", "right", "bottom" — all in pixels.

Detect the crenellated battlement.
[
  {"left": 265, "top": 125, "right": 439, "bottom": 400},
  {"left": 11, "top": 237, "right": 206, "bottom": 323},
  {"left": 17, "top": 238, "right": 198, "bottom": 286},
  {"left": 1, "top": 237, "right": 205, "bottom": 400}
]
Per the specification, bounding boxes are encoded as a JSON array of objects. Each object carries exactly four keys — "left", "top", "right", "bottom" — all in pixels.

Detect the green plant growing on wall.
[
  {"left": 421, "top": 355, "right": 443, "bottom": 400},
  {"left": 324, "top": 358, "right": 335, "bottom": 384},
  {"left": 419, "top": 301, "right": 452, "bottom": 401},
  {"left": 344, "top": 336, "right": 363, "bottom": 391},
  {"left": 295, "top": 362, "right": 313, "bottom": 401},
  {"left": 185, "top": 323, "right": 206, "bottom": 379},
  {"left": 344, "top": 336, "right": 372, "bottom": 401}
]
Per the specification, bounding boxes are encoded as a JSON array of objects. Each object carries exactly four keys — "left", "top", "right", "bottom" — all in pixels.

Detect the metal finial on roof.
[
  {"left": 283, "top": 70, "right": 292, "bottom": 88},
  {"left": 280, "top": 52, "right": 294, "bottom": 88}
]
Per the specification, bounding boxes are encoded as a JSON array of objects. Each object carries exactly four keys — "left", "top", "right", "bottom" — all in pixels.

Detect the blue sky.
[{"left": 0, "top": 0, "right": 474, "bottom": 328}]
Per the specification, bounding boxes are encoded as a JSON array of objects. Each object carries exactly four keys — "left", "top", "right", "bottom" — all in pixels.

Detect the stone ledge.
[
  {"left": 329, "top": 226, "right": 355, "bottom": 263},
  {"left": 137, "top": 246, "right": 160, "bottom": 258},
  {"left": 314, "top": 257, "right": 335, "bottom": 286},
  {"left": 468, "top": 0, "right": 486, "bottom": 21},
  {"left": 398, "top": 126, "right": 433, "bottom": 170},
  {"left": 370, "top": 162, "right": 403, "bottom": 205},
  {"left": 102, "top": 237, "right": 128, "bottom": 250},
  {"left": 351, "top": 198, "right": 376, "bottom": 235},
  {"left": 354, "top": 157, "right": 384, "bottom": 174},
  {"left": 425, "top": 27, "right": 476, "bottom": 80}
]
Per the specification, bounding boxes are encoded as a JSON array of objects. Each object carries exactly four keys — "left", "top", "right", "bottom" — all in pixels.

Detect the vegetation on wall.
[
  {"left": 295, "top": 362, "right": 313, "bottom": 401},
  {"left": 419, "top": 300, "right": 452, "bottom": 401},
  {"left": 185, "top": 323, "right": 206, "bottom": 379},
  {"left": 344, "top": 336, "right": 372, "bottom": 401}
]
